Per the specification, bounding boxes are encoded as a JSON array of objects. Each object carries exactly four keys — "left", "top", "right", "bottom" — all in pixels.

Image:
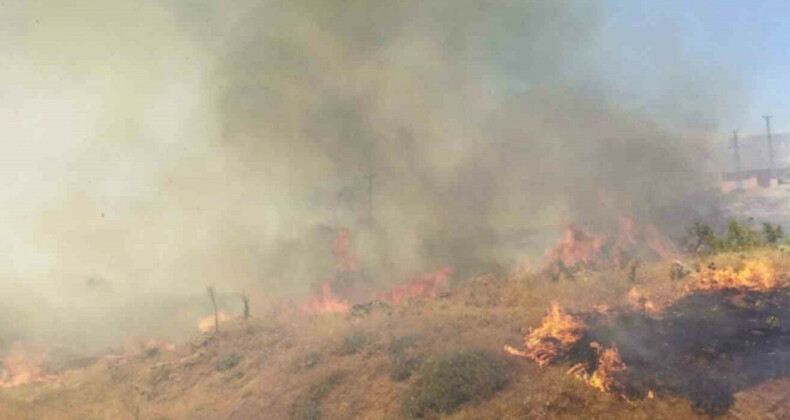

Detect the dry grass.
[{"left": 2, "top": 249, "right": 789, "bottom": 419}]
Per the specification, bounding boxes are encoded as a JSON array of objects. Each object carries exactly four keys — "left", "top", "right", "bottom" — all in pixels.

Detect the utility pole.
[
  {"left": 365, "top": 138, "right": 375, "bottom": 228},
  {"left": 367, "top": 172, "right": 373, "bottom": 226},
  {"left": 732, "top": 129, "right": 742, "bottom": 190},
  {"left": 763, "top": 115, "right": 775, "bottom": 180}
]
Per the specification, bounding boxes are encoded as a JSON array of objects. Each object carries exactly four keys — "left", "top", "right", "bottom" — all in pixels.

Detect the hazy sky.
[{"left": 603, "top": 0, "right": 790, "bottom": 136}]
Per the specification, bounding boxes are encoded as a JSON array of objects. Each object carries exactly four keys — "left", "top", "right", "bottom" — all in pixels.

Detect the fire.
[
  {"left": 615, "top": 215, "right": 637, "bottom": 249},
  {"left": 197, "top": 311, "right": 233, "bottom": 332},
  {"left": 544, "top": 216, "right": 673, "bottom": 278},
  {"left": 697, "top": 259, "right": 780, "bottom": 291},
  {"left": 299, "top": 281, "right": 350, "bottom": 314},
  {"left": 627, "top": 287, "right": 660, "bottom": 313},
  {"left": 644, "top": 224, "right": 671, "bottom": 259},
  {"left": 332, "top": 227, "right": 358, "bottom": 272},
  {"left": 546, "top": 224, "right": 605, "bottom": 270},
  {"left": 382, "top": 267, "right": 452, "bottom": 305},
  {"left": 0, "top": 344, "right": 49, "bottom": 388},
  {"left": 505, "top": 302, "right": 586, "bottom": 366},
  {"left": 568, "top": 342, "right": 627, "bottom": 395}
]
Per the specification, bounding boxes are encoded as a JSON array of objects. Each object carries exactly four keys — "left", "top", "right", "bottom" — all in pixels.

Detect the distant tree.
[
  {"left": 726, "top": 220, "right": 762, "bottom": 250},
  {"left": 762, "top": 222, "right": 784, "bottom": 245}
]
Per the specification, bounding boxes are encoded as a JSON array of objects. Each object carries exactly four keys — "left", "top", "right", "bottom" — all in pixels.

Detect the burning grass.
[
  {"left": 507, "top": 255, "right": 790, "bottom": 416},
  {"left": 0, "top": 344, "right": 50, "bottom": 388},
  {"left": 504, "top": 302, "right": 586, "bottom": 366},
  {"left": 6, "top": 242, "right": 790, "bottom": 419}
]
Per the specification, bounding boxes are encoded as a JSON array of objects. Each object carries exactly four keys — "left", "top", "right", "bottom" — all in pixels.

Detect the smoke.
[{"left": 0, "top": 0, "right": 740, "bottom": 351}]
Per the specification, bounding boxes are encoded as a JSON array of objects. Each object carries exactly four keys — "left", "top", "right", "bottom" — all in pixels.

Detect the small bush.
[
  {"left": 763, "top": 222, "right": 784, "bottom": 244},
  {"left": 391, "top": 354, "right": 422, "bottom": 381},
  {"left": 292, "top": 351, "right": 322, "bottom": 372},
  {"left": 389, "top": 335, "right": 423, "bottom": 381},
  {"left": 402, "top": 349, "right": 509, "bottom": 418},
  {"left": 726, "top": 220, "right": 762, "bottom": 250},
  {"left": 341, "top": 331, "right": 372, "bottom": 355},
  {"left": 292, "top": 371, "right": 344, "bottom": 420},
  {"left": 143, "top": 347, "right": 160, "bottom": 359},
  {"left": 216, "top": 354, "right": 241, "bottom": 371},
  {"left": 686, "top": 220, "right": 766, "bottom": 254}
]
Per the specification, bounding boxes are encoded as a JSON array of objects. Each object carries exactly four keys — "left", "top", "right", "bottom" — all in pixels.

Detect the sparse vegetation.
[
  {"left": 686, "top": 219, "right": 777, "bottom": 254},
  {"left": 216, "top": 354, "right": 241, "bottom": 371},
  {"left": 240, "top": 290, "right": 250, "bottom": 319},
  {"left": 292, "top": 371, "right": 345, "bottom": 420},
  {"left": 388, "top": 335, "right": 423, "bottom": 381},
  {"left": 340, "top": 331, "right": 372, "bottom": 355},
  {"left": 143, "top": 347, "right": 159, "bottom": 359},
  {"left": 292, "top": 351, "right": 322, "bottom": 372},
  {"left": 763, "top": 222, "right": 784, "bottom": 244},
  {"left": 402, "top": 349, "right": 509, "bottom": 418}
]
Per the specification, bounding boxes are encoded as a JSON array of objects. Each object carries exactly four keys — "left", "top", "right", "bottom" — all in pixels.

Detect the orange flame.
[
  {"left": 697, "top": 259, "right": 780, "bottom": 291},
  {"left": 546, "top": 224, "right": 605, "bottom": 269},
  {"left": 332, "top": 228, "right": 358, "bottom": 272},
  {"left": 627, "top": 287, "right": 661, "bottom": 313},
  {"left": 299, "top": 281, "right": 350, "bottom": 314},
  {"left": 568, "top": 342, "right": 627, "bottom": 395},
  {"left": 0, "top": 344, "right": 49, "bottom": 388},
  {"left": 615, "top": 215, "right": 638, "bottom": 249},
  {"left": 644, "top": 224, "right": 671, "bottom": 259},
  {"left": 544, "top": 217, "right": 672, "bottom": 277},
  {"left": 197, "top": 312, "right": 232, "bottom": 333},
  {"left": 505, "top": 302, "right": 586, "bottom": 366},
  {"left": 383, "top": 267, "right": 452, "bottom": 305}
]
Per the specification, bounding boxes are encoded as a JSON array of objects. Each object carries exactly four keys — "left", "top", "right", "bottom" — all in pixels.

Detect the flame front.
[
  {"left": 568, "top": 342, "right": 627, "bottom": 395},
  {"left": 505, "top": 302, "right": 586, "bottom": 366},
  {"left": 0, "top": 344, "right": 49, "bottom": 388},
  {"left": 382, "top": 267, "right": 452, "bottom": 305},
  {"left": 697, "top": 259, "right": 780, "bottom": 291},
  {"left": 299, "top": 281, "right": 350, "bottom": 314},
  {"left": 197, "top": 311, "right": 233, "bottom": 332}
]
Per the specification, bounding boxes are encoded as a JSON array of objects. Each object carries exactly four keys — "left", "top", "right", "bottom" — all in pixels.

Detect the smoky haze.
[{"left": 0, "top": 0, "right": 738, "bottom": 352}]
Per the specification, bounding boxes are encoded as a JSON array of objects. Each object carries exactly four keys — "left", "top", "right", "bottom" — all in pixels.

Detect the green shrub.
[
  {"left": 143, "top": 347, "right": 160, "bottom": 359},
  {"left": 686, "top": 222, "right": 724, "bottom": 254},
  {"left": 402, "top": 349, "right": 509, "bottom": 418},
  {"left": 341, "top": 331, "right": 372, "bottom": 355},
  {"left": 292, "top": 372, "right": 345, "bottom": 420},
  {"left": 391, "top": 354, "right": 422, "bottom": 381},
  {"left": 389, "top": 335, "right": 423, "bottom": 381},
  {"left": 726, "top": 220, "right": 762, "bottom": 250},
  {"left": 763, "top": 222, "right": 784, "bottom": 244},
  {"left": 216, "top": 354, "right": 241, "bottom": 371},
  {"left": 686, "top": 220, "right": 766, "bottom": 254}
]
